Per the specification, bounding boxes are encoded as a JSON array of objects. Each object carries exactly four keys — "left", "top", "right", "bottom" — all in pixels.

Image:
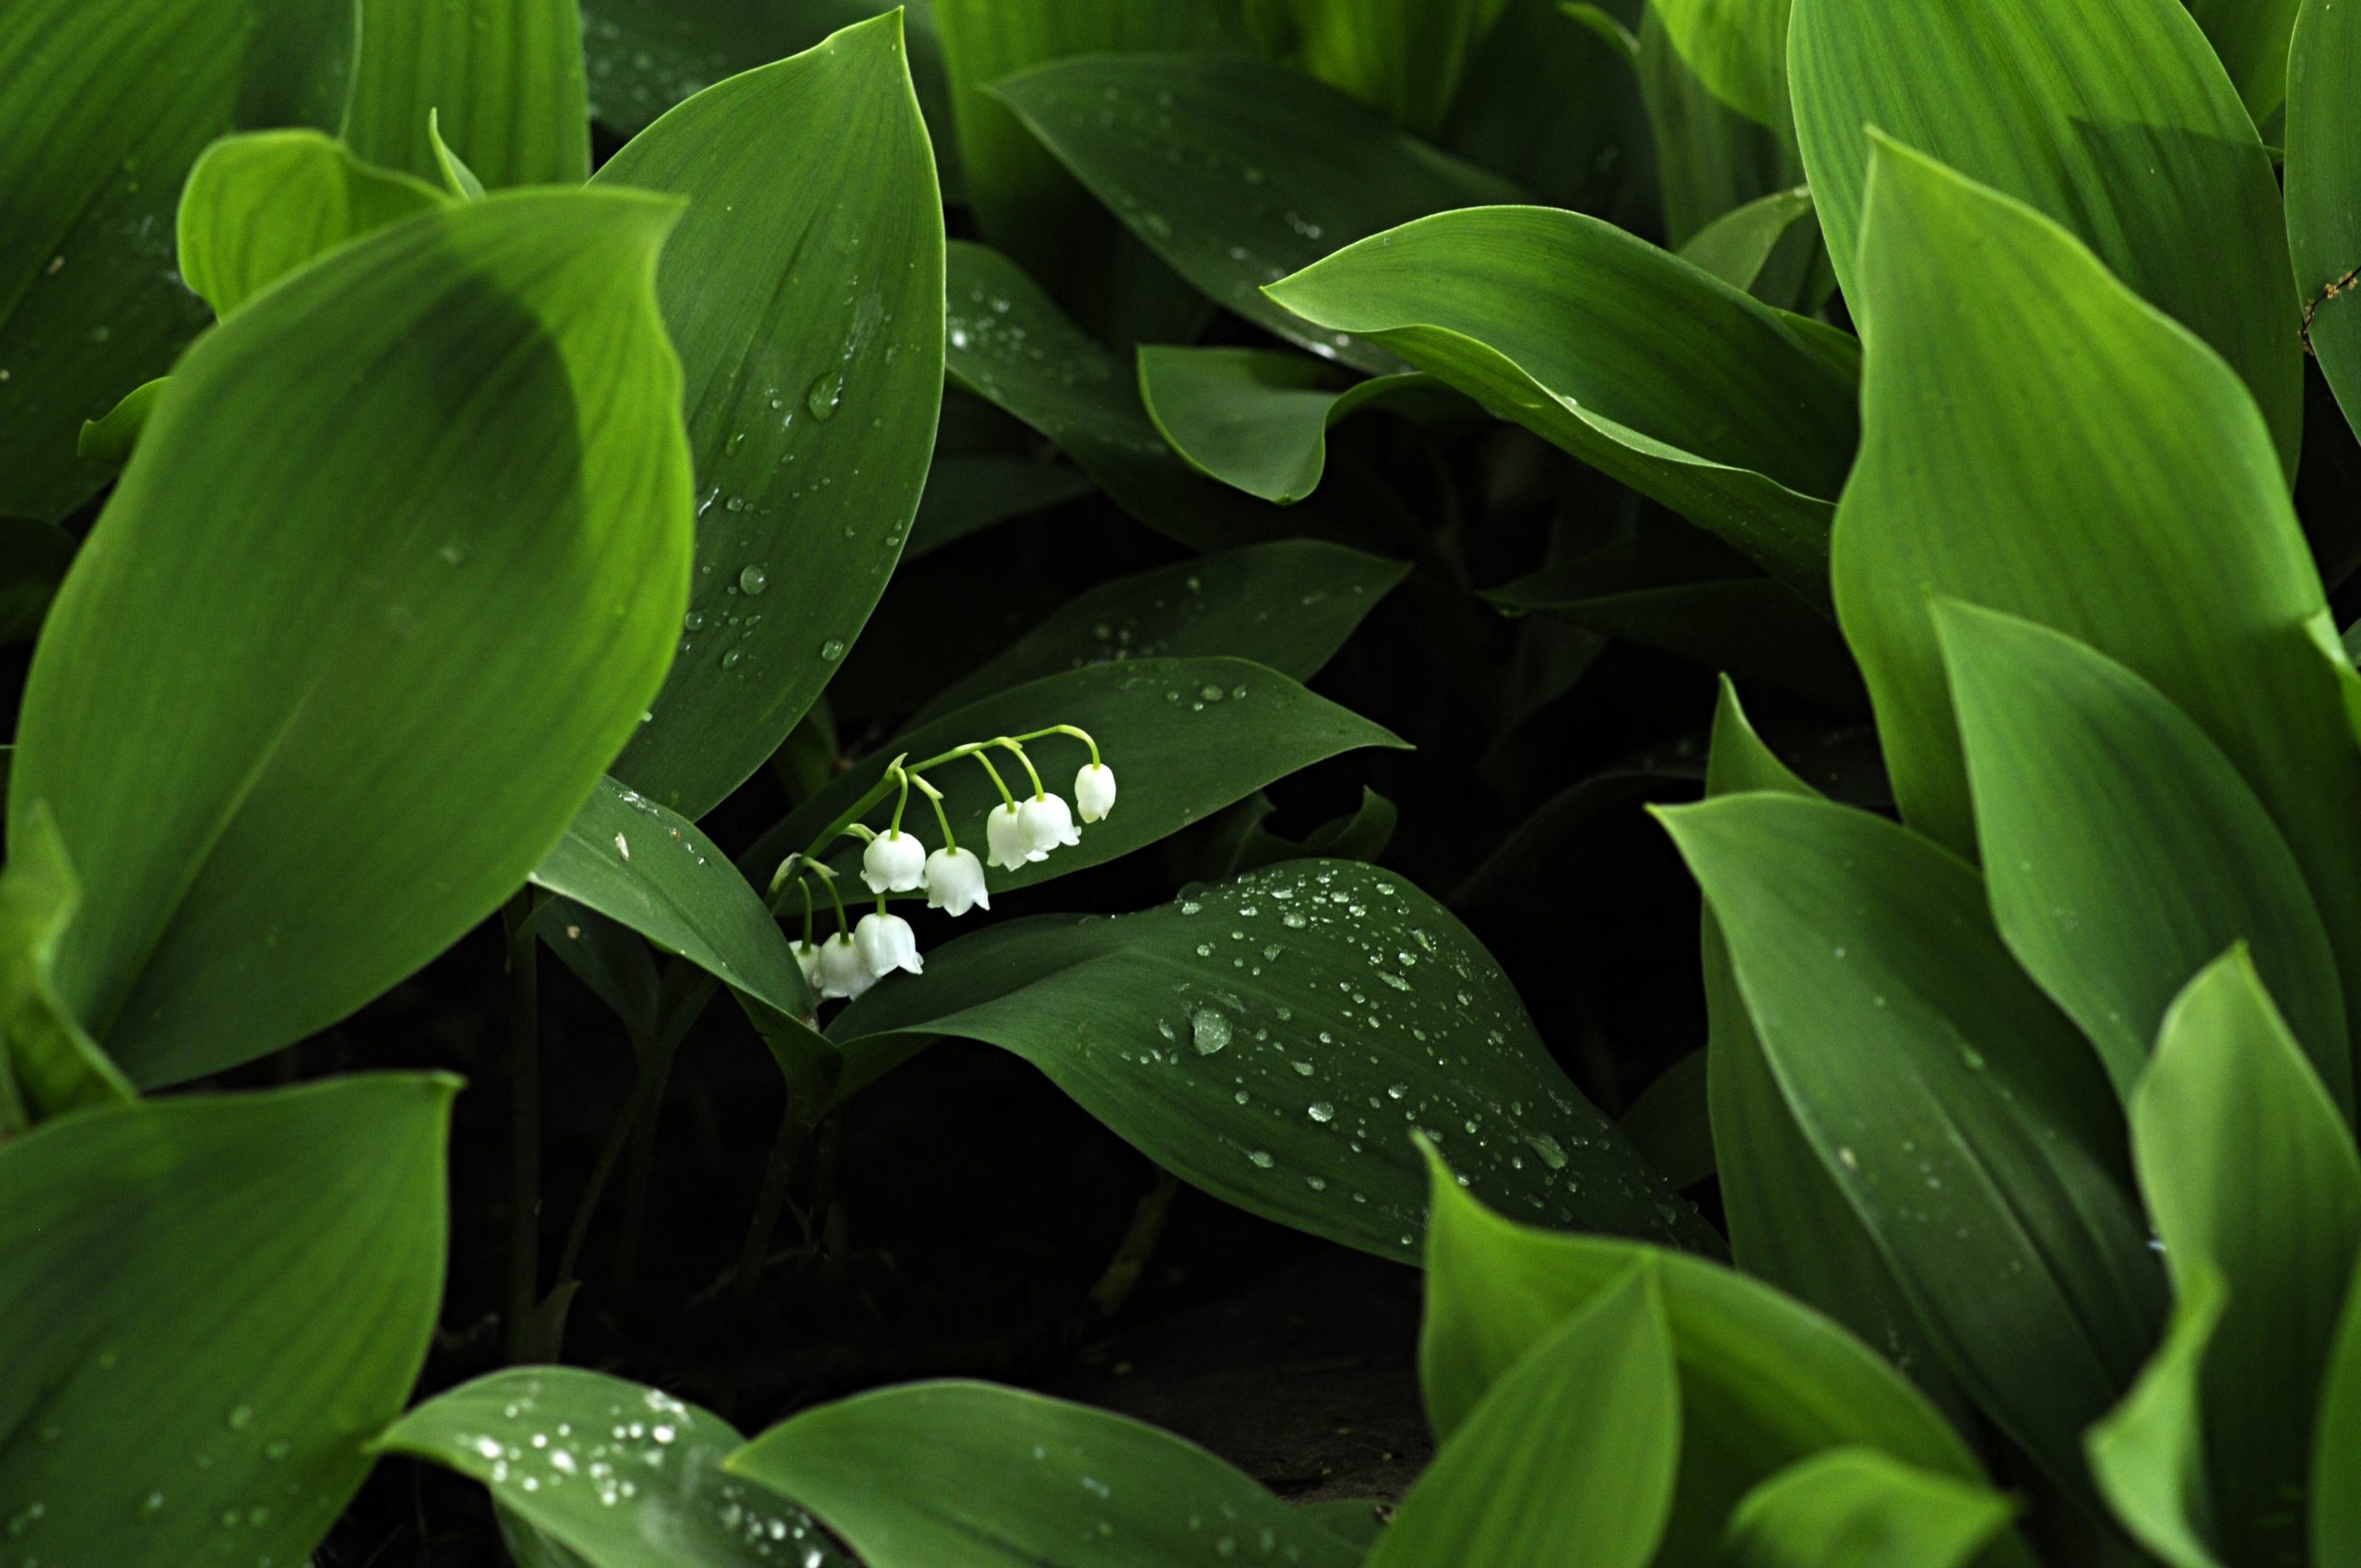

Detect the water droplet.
[
  {"left": 1190, "top": 1008, "right": 1231, "bottom": 1055},
  {"left": 805, "top": 372, "right": 844, "bottom": 420},
  {"left": 738, "top": 564, "right": 769, "bottom": 596},
  {"left": 819, "top": 638, "right": 847, "bottom": 661}
]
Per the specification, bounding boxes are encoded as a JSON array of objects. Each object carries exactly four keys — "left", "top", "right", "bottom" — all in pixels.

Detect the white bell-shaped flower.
[
  {"left": 986, "top": 801, "right": 1032, "bottom": 871},
  {"left": 924, "top": 846, "right": 991, "bottom": 917},
  {"left": 855, "top": 911, "right": 923, "bottom": 978},
  {"left": 1074, "top": 763, "right": 1117, "bottom": 823},
  {"left": 790, "top": 938, "right": 825, "bottom": 995},
  {"left": 813, "top": 932, "right": 876, "bottom": 1002},
  {"left": 1019, "top": 792, "right": 1081, "bottom": 859},
  {"left": 861, "top": 828, "right": 927, "bottom": 895}
]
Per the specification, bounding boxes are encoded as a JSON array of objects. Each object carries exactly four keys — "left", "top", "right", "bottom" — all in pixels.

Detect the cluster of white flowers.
[{"left": 775, "top": 731, "right": 1116, "bottom": 1005}]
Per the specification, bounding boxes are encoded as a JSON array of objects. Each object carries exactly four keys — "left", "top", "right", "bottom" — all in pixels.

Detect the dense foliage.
[{"left": 3, "top": 0, "right": 2360, "bottom": 1562}]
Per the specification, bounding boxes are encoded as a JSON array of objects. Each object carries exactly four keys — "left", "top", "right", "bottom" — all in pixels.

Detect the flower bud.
[
  {"left": 1074, "top": 763, "right": 1117, "bottom": 823},
  {"left": 861, "top": 828, "right": 927, "bottom": 895}
]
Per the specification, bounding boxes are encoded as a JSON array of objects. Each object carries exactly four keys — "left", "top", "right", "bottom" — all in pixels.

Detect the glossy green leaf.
[
  {"left": 908, "top": 453, "right": 1096, "bottom": 559},
  {"left": 1138, "top": 347, "right": 1462, "bottom": 504},
  {"left": 178, "top": 129, "right": 449, "bottom": 317},
  {"left": 2085, "top": 1265, "right": 2229, "bottom": 1568},
  {"left": 0, "top": 1075, "right": 452, "bottom": 1566},
  {"left": 1788, "top": 0, "right": 2301, "bottom": 468},
  {"left": 0, "top": 518, "right": 75, "bottom": 642},
  {"left": 1266, "top": 206, "right": 1859, "bottom": 603},
  {"left": 2131, "top": 950, "right": 2361, "bottom": 1562},
  {"left": 2287, "top": 0, "right": 2361, "bottom": 442},
  {"left": 532, "top": 777, "right": 813, "bottom": 1020},
  {"left": 1420, "top": 1161, "right": 2006, "bottom": 1567},
  {"left": 728, "top": 1380, "right": 1363, "bottom": 1568},
  {"left": 1449, "top": 0, "right": 1653, "bottom": 213},
  {"left": 1676, "top": 185, "right": 1823, "bottom": 307},
  {"left": 761, "top": 657, "right": 1405, "bottom": 905},
  {"left": 833, "top": 859, "right": 1717, "bottom": 1260},
  {"left": 0, "top": 0, "right": 353, "bottom": 520},
  {"left": 932, "top": 0, "right": 1242, "bottom": 310},
  {"left": 1244, "top": 0, "right": 1511, "bottom": 132},
  {"left": 0, "top": 806, "right": 133, "bottom": 1127},
  {"left": 343, "top": 0, "right": 589, "bottom": 187},
  {"left": 997, "top": 53, "right": 1522, "bottom": 374},
  {"left": 1938, "top": 602, "right": 2346, "bottom": 1107},
  {"left": 73, "top": 377, "right": 164, "bottom": 468},
  {"left": 596, "top": 15, "right": 944, "bottom": 818},
  {"left": 1718, "top": 1448, "right": 2017, "bottom": 1568},
  {"left": 1698, "top": 684, "right": 1966, "bottom": 1431},
  {"left": 945, "top": 242, "right": 1289, "bottom": 550},
  {"left": 1831, "top": 141, "right": 2361, "bottom": 1097},
  {"left": 1662, "top": 792, "right": 2165, "bottom": 1497},
  {"left": 8, "top": 189, "right": 694, "bottom": 1087},
  {"left": 1639, "top": 0, "right": 1806, "bottom": 242},
  {"left": 1371, "top": 1262, "right": 1679, "bottom": 1568},
  {"left": 2184, "top": 0, "right": 2304, "bottom": 121},
  {"left": 917, "top": 540, "right": 1406, "bottom": 720},
  {"left": 2317, "top": 1261, "right": 2361, "bottom": 1568},
  {"left": 380, "top": 1367, "right": 853, "bottom": 1568}
]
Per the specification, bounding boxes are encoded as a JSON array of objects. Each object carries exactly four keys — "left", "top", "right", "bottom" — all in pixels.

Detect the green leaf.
[
  {"left": 0, "top": 518, "right": 76, "bottom": 642},
  {"left": 1370, "top": 1261, "right": 1680, "bottom": 1568},
  {"left": 0, "top": 0, "right": 353, "bottom": 520},
  {"left": 1419, "top": 1161, "right": 2006, "bottom": 1567},
  {"left": 2085, "top": 1265, "right": 2230, "bottom": 1568},
  {"left": 532, "top": 777, "right": 814, "bottom": 1020},
  {"left": 0, "top": 1075, "right": 453, "bottom": 1565},
  {"left": 75, "top": 376, "right": 167, "bottom": 468},
  {"left": 1638, "top": 0, "right": 1807, "bottom": 241},
  {"left": 430, "top": 109, "right": 488, "bottom": 199},
  {"left": 1788, "top": 0, "right": 2301, "bottom": 469},
  {"left": 2317, "top": 1261, "right": 2361, "bottom": 1568},
  {"left": 178, "top": 129, "right": 450, "bottom": 317},
  {"left": 908, "top": 453, "right": 1096, "bottom": 559},
  {"left": 1231, "top": 785, "right": 1399, "bottom": 873},
  {"left": 1138, "top": 347, "right": 1463, "bottom": 505},
  {"left": 342, "top": 0, "right": 589, "bottom": 187},
  {"left": 1675, "top": 185, "right": 1824, "bottom": 307},
  {"left": 916, "top": 540, "right": 1406, "bottom": 720},
  {"left": 1831, "top": 141, "right": 2361, "bottom": 1098},
  {"left": 2287, "top": 0, "right": 2361, "bottom": 444},
  {"left": 833, "top": 860, "right": 1718, "bottom": 1260},
  {"left": 727, "top": 1381, "right": 1364, "bottom": 1568},
  {"left": 760, "top": 657, "right": 1406, "bottom": 906},
  {"left": 996, "top": 53, "right": 1523, "bottom": 374},
  {"left": 1243, "top": 0, "right": 1512, "bottom": 132},
  {"left": 946, "top": 242, "right": 1291, "bottom": 551},
  {"left": 8, "top": 189, "right": 695, "bottom": 1087},
  {"left": 2183, "top": 0, "right": 2305, "bottom": 122},
  {"left": 1717, "top": 1448, "right": 2018, "bottom": 1568},
  {"left": 0, "top": 806, "right": 133, "bottom": 1128},
  {"left": 1698, "top": 684, "right": 1968, "bottom": 1433},
  {"left": 1619, "top": 1050, "right": 1714, "bottom": 1190},
  {"left": 379, "top": 1367, "right": 853, "bottom": 1568},
  {"left": 2130, "top": 950, "right": 2361, "bottom": 1562},
  {"left": 593, "top": 16, "right": 943, "bottom": 819},
  {"left": 1661, "top": 792, "right": 2165, "bottom": 1497},
  {"left": 1937, "top": 602, "right": 2347, "bottom": 1108},
  {"left": 1265, "top": 206, "right": 1859, "bottom": 604}
]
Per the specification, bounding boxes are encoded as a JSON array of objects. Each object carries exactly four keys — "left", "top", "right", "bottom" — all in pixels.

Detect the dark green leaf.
[
  {"left": 8, "top": 189, "right": 694, "bottom": 1087},
  {"left": 833, "top": 860, "right": 1718, "bottom": 1260},
  {"left": 598, "top": 15, "right": 945, "bottom": 818},
  {"left": 1619, "top": 1050, "right": 1714, "bottom": 1190},
  {"left": 909, "top": 455, "right": 1096, "bottom": 559},
  {"left": 727, "top": 1380, "right": 1363, "bottom": 1568},
  {"left": 1675, "top": 186, "right": 1825, "bottom": 308},
  {"left": 2316, "top": 1260, "right": 2361, "bottom": 1568},
  {"left": 2287, "top": 0, "right": 2361, "bottom": 444},
  {"left": 379, "top": 1367, "right": 853, "bottom": 1568},
  {"left": 1266, "top": 206, "right": 1859, "bottom": 603},
  {"left": 1232, "top": 785, "right": 1399, "bottom": 873},
  {"left": 342, "top": 0, "right": 589, "bottom": 187},
  {"left": 1661, "top": 792, "right": 2165, "bottom": 1497},
  {"left": 1788, "top": 0, "right": 2301, "bottom": 468},
  {"left": 997, "top": 53, "right": 1523, "bottom": 373},
  {"left": 0, "top": 0, "right": 353, "bottom": 519},
  {"left": 73, "top": 377, "right": 164, "bottom": 469},
  {"left": 0, "top": 518, "right": 75, "bottom": 642},
  {"left": 1243, "top": 0, "right": 1512, "bottom": 132},
  {"left": 178, "top": 129, "right": 449, "bottom": 317},
  {"left": 1718, "top": 1448, "right": 2018, "bottom": 1568},
  {"left": 2183, "top": 0, "right": 2304, "bottom": 122},
  {"left": 1370, "top": 1262, "right": 1679, "bottom": 1568},
  {"left": 0, "top": 1075, "right": 453, "bottom": 1566},
  {"left": 0, "top": 806, "right": 133, "bottom": 1127},
  {"left": 2085, "top": 1265, "right": 2229, "bottom": 1568},
  {"left": 1638, "top": 0, "right": 1806, "bottom": 242},
  {"left": 1138, "top": 347, "right": 1463, "bottom": 504}
]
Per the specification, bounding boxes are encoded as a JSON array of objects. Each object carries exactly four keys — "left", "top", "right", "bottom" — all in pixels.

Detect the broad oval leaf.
[
  {"left": 379, "top": 1366, "right": 853, "bottom": 1568},
  {"left": 8, "top": 189, "right": 695, "bottom": 1087},
  {"left": 729, "top": 1381, "right": 1363, "bottom": 1568},
  {"left": 831, "top": 859, "right": 1719, "bottom": 1261},
  {"left": 1788, "top": 0, "right": 2301, "bottom": 467},
  {"left": 1938, "top": 602, "right": 2347, "bottom": 1107},
  {"left": 599, "top": 14, "right": 946, "bottom": 818},
  {"left": 178, "top": 129, "right": 449, "bottom": 317},
  {"left": 997, "top": 52, "right": 1523, "bottom": 372},
  {"left": 1661, "top": 792, "right": 2165, "bottom": 1499},
  {"left": 0, "top": 1075, "right": 452, "bottom": 1566},
  {"left": 2287, "top": 0, "right": 2361, "bottom": 445},
  {"left": 1419, "top": 1160, "right": 2009, "bottom": 1568},
  {"left": 1719, "top": 1448, "right": 2018, "bottom": 1568},
  {"left": 1831, "top": 142, "right": 2361, "bottom": 1098},
  {"left": 1370, "top": 1262, "right": 1680, "bottom": 1568},
  {"left": 0, "top": 0, "right": 353, "bottom": 519},
  {"left": 342, "top": 0, "right": 589, "bottom": 187},
  {"left": 1265, "top": 205, "right": 1859, "bottom": 603},
  {"left": 916, "top": 540, "right": 1406, "bottom": 720}
]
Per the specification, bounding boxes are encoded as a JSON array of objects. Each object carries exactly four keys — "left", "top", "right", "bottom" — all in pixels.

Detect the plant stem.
[
  {"left": 612, "top": 1045, "right": 677, "bottom": 1291},
  {"left": 1086, "top": 1168, "right": 1180, "bottom": 1318},
  {"left": 728, "top": 1092, "right": 816, "bottom": 1315},
  {"left": 556, "top": 1049, "right": 668, "bottom": 1290},
  {"left": 502, "top": 887, "right": 544, "bottom": 1362}
]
